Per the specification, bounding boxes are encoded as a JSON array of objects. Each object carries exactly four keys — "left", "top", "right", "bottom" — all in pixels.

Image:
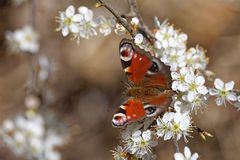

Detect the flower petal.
[
  {"left": 78, "top": 6, "right": 88, "bottom": 14},
  {"left": 225, "top": 81, "right": 234, "bottom": 91},
  {"left": 197, "top": 86, "right": 208, "bottom": 95},
  {"left": 142, "top": 130, "right": 151, "bottom": 141},
  {"left": 174, "top": 153, "right": 185, "bottom": 160},
  {"left": 184, "top": 146, "right": 191, "bottom": 158},
  {"left": 172, "top": 81, "right": 179, "bottom": 91},
  {"left": 70, "top": 24, "right": 79, "bottom": 33},
  {"left": 214, "top": 78, "right": 224, "bottom": 90},
  {"left": 187, "top": 91, "right": 197, "bottom": 102},
  {"left": 66, "top": 5, "right": 75, "bottom": 17},
  {"left": 134, "top": 33, "right": 144, "bottom": 44},
  {"left": 178, "top": 83, "right": 188, "bottom": 92},
  {"left": 227, "top": 92, "right": 237, "bottom": 101},
  {"left": 209, "top": 88, "right": 217, "bottom": 95},
  {"left": 185, "top": 74, "right": 195, "bottom": 84},
  {"left": 72, "top": 14, "right": 83, "bottom": 22},
  {"left": 132, "top": 130, "right": 141, "bottom": 137},
  {"left": 84, "top": 10, "right": 93, "bottom": 21},
  {"left": 191, "top": 153, "right": 199, "bottom": 160},
  {"left": 216, "top": 97, "right": 224, "bottom": 106},
  {"left": 61, "top": 26, "right": 69, "bottom": 36},
  {"left": 195, "top": 76, "right": 205, "bottom": 86},
  {"left": 164, "top": 131, "right": 172, "bottom": 140}
]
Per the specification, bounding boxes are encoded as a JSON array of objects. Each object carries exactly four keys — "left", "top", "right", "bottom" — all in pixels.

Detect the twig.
[
  {"left": 98, "top": 0, "right": 135, "bottom": 37},
  {"left": 30, "top": 0, "right": 36, "bottom": 28},
  {"left": 28, "top": 0, "right": 49, "bottom": 113},
  {"left": 27, "top": 0, "right": 38, "bottom": 94},
  {"left": 173, "top": 138, "right": 180, "bottom": 153},
  {"left": 127, "top": 0, "right": 155, "bottom": 42}
]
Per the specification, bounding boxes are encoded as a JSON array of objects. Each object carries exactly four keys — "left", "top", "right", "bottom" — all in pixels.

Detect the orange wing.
[
  {"left": 112, "top": 98, "right": 146, "bottom": 127},
  {"left": 119, "top": 39, "right": 152, "bottom": 85},
  {"left": 125, "top": 98, "right": 146, "bottom": 120}
]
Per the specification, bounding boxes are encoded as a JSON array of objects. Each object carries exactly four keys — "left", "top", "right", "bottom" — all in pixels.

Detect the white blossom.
[
  {"left": 134, "top": 33, "right": 144, "bottom": 45},
  {"left": 174, "top": 146, "right": 199, "bottom": 160},
  {"left": 96, "top": 16, "right": 115, "bottom": 36},
  {"left": 234, "top": 95, "right": 240, "bottom": 110},
  {"left": 57, "top": 5, "right": 83, "bottom": 36},
  {"left": 56, "top": 5, "right": 97, "bottom": 42},
  {"left": 209, "top": 78, "right": 237, "bottom": 106},
  {"left": 128, "top": 130, "right": 157, "bottom": 159},
  {"left": 0, "top": 114, "right": 66, "bottom": 160},
  {"left": 112, "top": 145, "right": 128, "bottom": 160},
  {"left": 24, "top": 95, "right": 41, "bottom": 109},
  {"left": 74, "top": 6, "right": 97, "bottom": 40},
  {"left": 154, "top": 20, "right": 187, "bottom": 52},
  {"left": 5, "top": 25, "right": 39, "bottom": 54},
  {"left": 186, "top": 46, "right": 208, "bottom": 70},
  {"left": 38, "top": 56, "right": 51, "bottom": 81},
  {"left": 131, "top": 17, "right": 139, "bottom": 26},
  {"left": 171, "top": 67, "right": 193, "bottom": 92},
  {"left": 184, "top": 73, "right": 208, "bottom": 102},
  {"left": 114, "top": 23, "right": 127, "bottom": 35},
  {"left": 156, "top": 110, "right": 191, "bottom": 142},
  {"left": 160, "top": 48, "right": 186, "bottom": 71}
]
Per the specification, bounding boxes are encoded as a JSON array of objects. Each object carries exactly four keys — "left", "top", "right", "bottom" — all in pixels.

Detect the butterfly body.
[
  {"left": 112, "top": 39, "right": 172, "bottom": 128},
  {"left": 126, "top": 85, "right": 160, "bottom": 98}
]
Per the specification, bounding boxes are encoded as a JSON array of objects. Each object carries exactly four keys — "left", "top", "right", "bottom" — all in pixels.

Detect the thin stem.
[
  {"left": 30, "top": 0, "right": 36, "bottom": 28},
  {"left": 28, "top": 0, "right": 38, "bottom": 94},
  {"left": 98, "top": 0, "right": 135, "bottom": 37},
  {"left": 127, "top": 0, "right": 155, "bottom": 41},
  {"left": 173, "top": 138, "right": 180, "bottom": 153}
]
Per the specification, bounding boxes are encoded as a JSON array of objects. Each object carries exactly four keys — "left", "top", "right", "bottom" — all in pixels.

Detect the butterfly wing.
[
  {"left": 112, "top": 98, "right": 145, "bottom": 127},
  {"left": 112, "top": 39, "right": 172, "bottom": 127},
  {"left": 119, "top": 39, "right": 171, "bottom": 87},
  {"left": 119, "top": 39, "right": 152, "bottom": 84}
]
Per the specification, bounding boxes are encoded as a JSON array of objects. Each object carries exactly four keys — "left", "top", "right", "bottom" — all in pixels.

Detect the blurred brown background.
[{"left": 0, "top": 0, "right": 240, "bottom": 159}]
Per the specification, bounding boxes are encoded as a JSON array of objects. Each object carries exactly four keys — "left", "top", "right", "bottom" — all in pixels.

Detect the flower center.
[
  {"left": 140, "top": 140, "right": 148, "bottom": 148},
  {"left": 163, "top": 33, "right": 170, "bottom": 40},
  {"left": 172, "top": 123, "right": 180, "bottom": 133},
  {"left": 179, "top": 75, "right": 185, "bottom": 82},
  {"left": 170, "top": 54, "right": 178, "bottom": 61},
  {"left": 189, "top": 83, "right": 197, "bottom": 91},
  {"left": 219, "top": 90, "right": 227, "bottom": 97},
  {"left": 25, "top": 34, "right": 33, "bottom": 42},
  {"left": 64, "top": 17, "right": 73, "bottom": 26}
]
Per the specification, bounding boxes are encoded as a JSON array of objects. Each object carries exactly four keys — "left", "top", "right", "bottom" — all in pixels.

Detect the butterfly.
[{"left": 112, "top": 39, "right": 173, "bottom": 128}]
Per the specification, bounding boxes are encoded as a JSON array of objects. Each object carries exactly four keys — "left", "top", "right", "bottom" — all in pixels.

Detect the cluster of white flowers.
[
  {"left": 0, "top": 114, "right": 65, "bottom": 160},
  {"left": 56, "top": 5, "right": 115, "bottom": 42},
  {"left": 112, "top": 126, "right": 158, "bottom": 160},
  {"left": 5, "top": 25, "right": 39, "bottom": 54},
  {"left": 125, "top": 130, "right": 157, "bottom": 159},
  {"left": 155, "top": 108, "right": 191, "bottom": 142},
  {"left": 111, "top": 17, "right": 240, "bottom": 159},
  {"left": 150, "top": 18, "right": 239, "bottom": 113}
]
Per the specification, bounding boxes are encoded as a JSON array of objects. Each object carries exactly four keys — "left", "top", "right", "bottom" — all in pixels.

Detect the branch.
[
  {"left": 27, "top": 0, "right": 49, "bottom": 113},
  {"left": 127, "top": 0, "right": 155, "bottom": 42},
  {"left": 30, "top": 0, "right": 36, "bottom": 28},
  {"left": 98, "top": 0, "right": 135, "bottom": 37},
  {"left": 27, "top": 0, "right": 38, "bottom": 95}
]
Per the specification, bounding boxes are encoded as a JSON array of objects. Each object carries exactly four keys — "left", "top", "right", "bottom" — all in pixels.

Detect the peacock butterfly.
[{"left": 112, "top": 39, "right": 173, "bottom": 127}]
